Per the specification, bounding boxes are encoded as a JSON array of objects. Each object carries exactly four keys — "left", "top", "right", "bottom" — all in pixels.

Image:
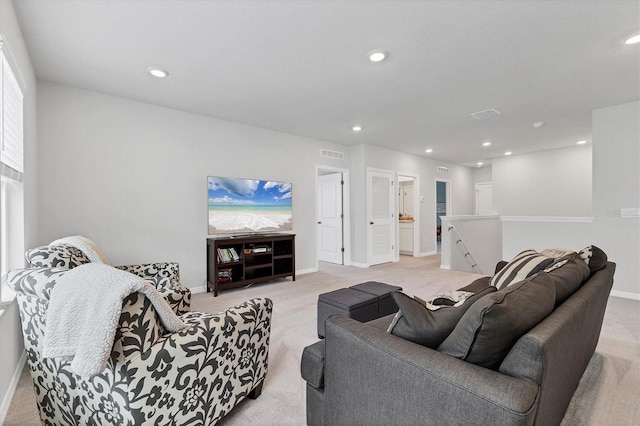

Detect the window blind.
[{"left": 0, "top": 36, "right": 24, "bottom": 179}]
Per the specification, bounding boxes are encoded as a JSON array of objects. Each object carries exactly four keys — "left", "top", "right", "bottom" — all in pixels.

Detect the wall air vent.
[
  {"left": 437, "top": 166, "right": 450, "bottom": 173},
  {"left": 320, "top": 149, "right": 345, "bottom": 160},
  {"left": 471, "top": 108, "right": 501, "bottom": 120}
]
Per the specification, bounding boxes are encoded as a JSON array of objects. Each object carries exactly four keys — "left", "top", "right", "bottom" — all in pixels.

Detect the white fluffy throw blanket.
[
  {"left": 50, "top": 235, "right": 112, "bottom": 265},
  {"left": 43, "top": 263, "right": 187, "bottom": 377}
]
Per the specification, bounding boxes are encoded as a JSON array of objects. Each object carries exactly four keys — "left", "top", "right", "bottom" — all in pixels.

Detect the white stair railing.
[{"left": 447, "top": 225, "right": 483, "bottom": 274}]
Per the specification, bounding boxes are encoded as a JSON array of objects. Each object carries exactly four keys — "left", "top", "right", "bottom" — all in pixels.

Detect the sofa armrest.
[
  {"left": 115, "top": 262, "right": 180, "bottom": 288},
  {"left": 125, "top": 298, "right": 273, "bottom": 425},
  {"left": 321, "top": 315, "right": 539, "bottom": 426},
  {"left": 116, "top": 262, "right": 190, "bottom": 314}
]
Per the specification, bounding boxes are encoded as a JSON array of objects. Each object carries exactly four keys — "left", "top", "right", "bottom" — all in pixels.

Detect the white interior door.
[
  {"left": 317, "top": 173, "right": 343, "bottom": 264},
  {"left": 476, "top": 182, "right": 493, "bottom": 215},
  {"left": 368, "top": 169, "right": 395, "bottom": 265}
]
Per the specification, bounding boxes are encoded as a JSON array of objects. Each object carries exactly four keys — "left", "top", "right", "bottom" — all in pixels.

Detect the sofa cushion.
[
  {"left": 26, "top": 244, "right": 91, "bottom": 269},
  {"left": 438, "top": 272, "right": 556, "bottom": 369},
  {"left": 545, "top": 253, "right": 591, "bottom": 305},
  {"left": 579, "top": 245, "right": 608, "bottom": 274},
  {"left": 490, "top": 249, "right": 554, "bottom": 289},
  {"left": 387, "top": 286, "right": 496, "bottom": 348},
  {"left": 301, "top": 340, "right": 326, "bottom": 388}
]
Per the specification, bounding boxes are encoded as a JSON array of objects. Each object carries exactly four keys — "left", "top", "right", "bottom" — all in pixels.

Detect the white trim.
[
  {"left": 296, "top": 267, "right": 317, "bottom": 276},
  {"left": 500, "top": 216, "right": 594, "bottom": 223},
  {"left": 397, "top": 172, "right": 420, "bottom": 258},
  {"left": 315, "top": 165, "right": 351, "bottom": 269},
  {"left": 440, "top": 264, "right": 451, "bottom": 270},
  {"left": 0, "top": 350, "right": 26, "bottom": 424},
  {"left": 418, "top": 251, "right": 437, "bottom": 257},
  {"left": 441, "top": 215, "right": 499, "bottom": 221},
  {"left": 610, "top": 290, "right": 640, "bottom": 301},
  {"left": 350, "top": 261, "right": 369, "bottom": 268},
  {"left": 190, "top": 286, "right": 207, "bottom": 295}
]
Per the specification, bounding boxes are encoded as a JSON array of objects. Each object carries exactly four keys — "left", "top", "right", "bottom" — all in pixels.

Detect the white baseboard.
[
  {"left": 418, "top": 251, "right": 437, "bottom": 257},
  {"left": 350, "top": 261, "right": 370, "bottom": 268},
  {"left": 296, "top": 267, "right": 317, "bottom": 276},
  {"left": 440, "top": 264, "right": 451, "bottom": 270},
  {"left": 610, "top": 290, "right": 640, "bottom": 301},
  {"left": 190, "top": 286, "right": 207, "bottom": 295},
  {"left": 0, "top": 350, "right": 26, "bottom": 424}
]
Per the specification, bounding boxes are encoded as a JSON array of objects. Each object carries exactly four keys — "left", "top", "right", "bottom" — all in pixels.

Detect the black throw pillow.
[
  {"left": 579, "top": 245, "right": 608, "bottom": 274},
  {"left": 387, "top": 286, "right": 496, "bottom": 349}
]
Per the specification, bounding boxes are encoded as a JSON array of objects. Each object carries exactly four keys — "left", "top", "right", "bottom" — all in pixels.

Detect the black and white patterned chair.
[{"left": 10, "top": 240, "right": 273, "bottom": 425}]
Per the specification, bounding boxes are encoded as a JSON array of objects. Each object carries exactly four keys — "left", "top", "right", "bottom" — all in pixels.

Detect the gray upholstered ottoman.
[
  {"left": 317, "top": 288, "right": 378, "bottom": 338},
  {"left": 349, "top": 281, "right": 403, "bottom": 317}
]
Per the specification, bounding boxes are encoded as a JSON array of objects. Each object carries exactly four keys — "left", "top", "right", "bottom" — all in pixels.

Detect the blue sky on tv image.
[{"left": 208, "top": 176, "right": 292, "bottom": 209}]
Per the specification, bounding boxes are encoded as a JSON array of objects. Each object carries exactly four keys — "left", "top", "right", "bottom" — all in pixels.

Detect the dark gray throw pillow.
[
  {"left": 458, "top": 276, "right": 491, "bottom": 293},
  {"left": 546, "top": 253, "right": 590, "bottom": 305},
  {"left": 438, "top": 272, "right": 556, "bottom": 369},
  {"left": 387, "top": 286, "right": 496, "bottom": 348}
]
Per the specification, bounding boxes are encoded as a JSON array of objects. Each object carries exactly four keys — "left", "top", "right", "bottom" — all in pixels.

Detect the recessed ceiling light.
[
  {"left": 352, "top": 125, "right": 362, "bottom": 132},
  {"left": 532, "top": 121, "right": 545, "bottom": 128},
  {"left": 576, "top": 140, "right": 587, "bottom": 145},
  {"left": 482, "top": 141, "right": 491, "bottom": 147},
  {"left": 367, "top": 49, "right": 387, "bottom": 62},
  {"left": 148, "top": 67, "right": 168, "bottom": 78},
  {"left": 425, "top": 149, "right": 433, "bottom": 153},
  {"left": 477, "top": 162, "right": 483, "bottom": 167},
  {"left": 504, "top": 151, "right": 512, "bottom": 156},
  {"left": 625, "top": 34, "right": 640, "bottom": 45}
]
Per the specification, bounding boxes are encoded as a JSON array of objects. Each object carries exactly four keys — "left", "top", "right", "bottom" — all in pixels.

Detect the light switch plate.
[{"left": 620, "top": 208, "right": 640, "bottom": 218}]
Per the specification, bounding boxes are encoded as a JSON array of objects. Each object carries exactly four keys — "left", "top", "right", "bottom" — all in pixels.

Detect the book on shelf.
[{"left": 217, "top": 247, "right": 240, "bottom": 262}]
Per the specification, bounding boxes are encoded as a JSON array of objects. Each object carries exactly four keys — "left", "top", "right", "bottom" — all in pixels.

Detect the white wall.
[
  {"left": 493, "top": 146, "right": 592, "bottom": 217},
  {"left": 502, "top": 101, "right": 639, "bottom": 298},
  {"left": 0, "top": 0, "right": 37, "bottom": 421},
  {"left": 349, "top": 144, "right": 474, "bottom": 263},
  {"left": 441, "top": 215, "right": 501, "bottom": 275},
  {"left": 37, "top": 81, "right": 351, "bottom": 290}
]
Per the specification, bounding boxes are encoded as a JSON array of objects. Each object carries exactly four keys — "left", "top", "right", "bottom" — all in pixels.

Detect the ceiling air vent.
[
  {"left": 437, "top": 166, "right": 449, "bottom": 173},
  {"left": 471, "top": 108, "right": 501, "bottom": 120},
  {"left": 320, "top": 149, "right": 345, "bottom": 160}
]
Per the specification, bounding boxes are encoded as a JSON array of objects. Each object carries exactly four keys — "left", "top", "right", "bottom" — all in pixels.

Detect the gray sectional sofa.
[{"left": 301, "top": 251, "right": 615, "bottom": 426}]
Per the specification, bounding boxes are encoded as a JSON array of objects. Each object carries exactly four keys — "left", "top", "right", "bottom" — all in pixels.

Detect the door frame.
[
  {"left": 315, "top": 166, "right": 351, "bottom": 268},
  {"left": 435, "top": 178, "right": 452, "bottom": 253},
  {"left": 475, "top": 181, "right": 493, "bottom": 215},
  {"left": 367, "top": 167, "right": 396, "bottom": 266},
  {"left": 397, "top": 172, "right": 420, "bottom": 257}
]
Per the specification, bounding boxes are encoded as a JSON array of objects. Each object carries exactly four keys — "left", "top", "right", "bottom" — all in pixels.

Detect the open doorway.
[
  {"left": 435, "top": 179, "right": 451, "bottom": 253},
  {"left": 398, "top": 173, "right": 419, "bottom": 257},
  {"left": 316, "top": 166, "right": 351, "bottom": 268}
]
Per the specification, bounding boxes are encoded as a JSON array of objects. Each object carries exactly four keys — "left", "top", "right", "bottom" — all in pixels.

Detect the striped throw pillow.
[{"left": 490, "top": 250, "right": 554, "bottom": 290}]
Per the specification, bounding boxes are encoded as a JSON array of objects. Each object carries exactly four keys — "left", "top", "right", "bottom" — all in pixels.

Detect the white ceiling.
[{"left": 12, "top": 0, "right": 640, "bottom": 167}]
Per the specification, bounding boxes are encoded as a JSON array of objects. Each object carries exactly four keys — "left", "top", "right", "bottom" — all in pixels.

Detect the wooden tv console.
[{"left": 207, "top": 233, "right": 295, "bottom": 296}]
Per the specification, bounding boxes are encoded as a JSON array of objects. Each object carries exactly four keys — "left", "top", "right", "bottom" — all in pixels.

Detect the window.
[{"left": 0, "top": 35, "right": 25, "bottom": 306}]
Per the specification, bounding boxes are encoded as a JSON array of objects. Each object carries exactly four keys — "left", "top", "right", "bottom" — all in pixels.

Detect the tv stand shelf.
[{"left": 207, "top": 234, "right": 296, "bottom": 296}]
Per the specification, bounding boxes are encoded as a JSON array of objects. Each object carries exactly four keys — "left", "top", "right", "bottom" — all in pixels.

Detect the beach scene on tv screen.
[{"left": 208, "top": 176, "right": 292, "bottom": 234}]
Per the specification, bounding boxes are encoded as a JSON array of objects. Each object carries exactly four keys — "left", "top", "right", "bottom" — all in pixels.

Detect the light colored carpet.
[{"left": 4, "top": 255, "right": 639, "bottom": 425}]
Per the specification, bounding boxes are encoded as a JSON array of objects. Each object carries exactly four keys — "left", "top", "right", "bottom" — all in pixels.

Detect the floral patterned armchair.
[{"left": 9, "top": 240, "right": 273, "bottom": 425}]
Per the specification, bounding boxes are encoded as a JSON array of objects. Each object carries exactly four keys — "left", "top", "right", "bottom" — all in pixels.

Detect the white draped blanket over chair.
[{"left": 9, "top": 237, "right": 273, "bottom": 425}]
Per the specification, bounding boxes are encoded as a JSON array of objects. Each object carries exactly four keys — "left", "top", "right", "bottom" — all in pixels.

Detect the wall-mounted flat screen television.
[{"left": 208, "top": 176, "right": 292, "bottom": 235}]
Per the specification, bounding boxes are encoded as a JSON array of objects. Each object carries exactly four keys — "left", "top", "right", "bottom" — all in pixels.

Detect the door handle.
[
  {"left": 370, "top": 221, "right": 374, "bottom": 225},
  {"left": 317, "top": 221, "right": 322, "bottom": 224}
]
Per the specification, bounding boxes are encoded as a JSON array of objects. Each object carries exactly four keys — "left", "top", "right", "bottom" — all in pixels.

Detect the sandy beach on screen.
[{"left": 208, "top": 210, "right": 292, "bottom": 234}]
